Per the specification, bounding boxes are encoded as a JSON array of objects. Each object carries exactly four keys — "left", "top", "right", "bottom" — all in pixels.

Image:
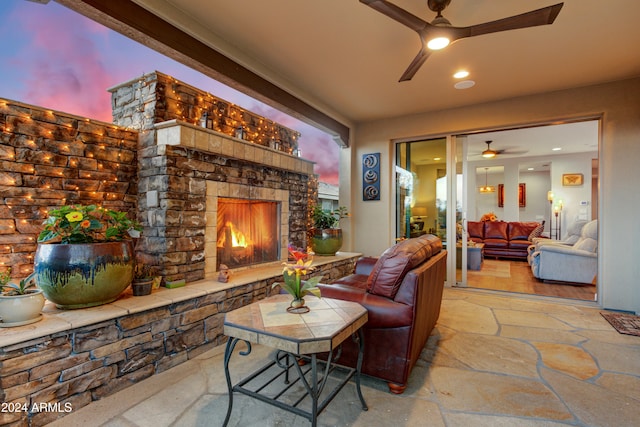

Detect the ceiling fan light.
[
  {"left": 427, "top": 37, "right": 450, "bottom": 50},
  {"left": 482, "top": 150, "right": 497, "bottom": 158}
]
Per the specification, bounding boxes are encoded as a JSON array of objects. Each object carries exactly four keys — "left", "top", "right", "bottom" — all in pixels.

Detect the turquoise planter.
[
  {"left": 34, "top": 241, "right": 134, "bottom": 309},
  {"left": 310, "top": 228, "right": 343, "bottom": 256}
]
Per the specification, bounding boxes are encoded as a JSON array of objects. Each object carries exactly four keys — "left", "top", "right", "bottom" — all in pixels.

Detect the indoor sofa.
[
  {"left": 467, "top": 220, "right": 544, "bottom": 260},
  {"left": 317, "top": 234, "right": 447, "bottom": 394},
  {"left": 529, "top": 219, "right": 598, "bottom": 284}
]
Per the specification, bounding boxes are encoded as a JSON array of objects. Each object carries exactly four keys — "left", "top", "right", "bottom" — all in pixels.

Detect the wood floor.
[{"left": 458, "top": 258, "right": 597, "bottom": 301}]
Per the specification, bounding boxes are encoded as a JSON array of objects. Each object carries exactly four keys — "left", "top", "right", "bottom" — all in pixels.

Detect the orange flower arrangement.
[{"left": 480, "top": 212, "right": 498, "bottom": 222}]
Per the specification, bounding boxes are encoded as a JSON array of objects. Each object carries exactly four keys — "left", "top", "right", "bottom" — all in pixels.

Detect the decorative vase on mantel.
[
  {"left": 33, "top": 205, "right": 141, "bottom": 309},
  {"left": 34, "top": 241, "right": 135, "bottom": 309}
]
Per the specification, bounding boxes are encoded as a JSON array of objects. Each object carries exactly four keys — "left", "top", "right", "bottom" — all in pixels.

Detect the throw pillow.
[
  {"left": 366, "top": 235, "right": 441, "bottom": 299},
  {"left": 528, "top": 221, "right": 545, "bottom": 241}
]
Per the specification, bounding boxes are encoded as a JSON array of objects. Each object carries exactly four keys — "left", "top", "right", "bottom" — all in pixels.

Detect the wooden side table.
[{"left": 223, "top": 294, "right": 369, "bottom": 426}]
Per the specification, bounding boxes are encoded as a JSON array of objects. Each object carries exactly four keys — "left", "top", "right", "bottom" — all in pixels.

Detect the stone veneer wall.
[
  {"left": 0, "top": 257, "right": 357, "bottom": 427},
  {"left": 109, "top": 71, "right": 300, "bottom": 153},
  {"left": 0, "top": 99, "right": 139, "bottom": 277}
]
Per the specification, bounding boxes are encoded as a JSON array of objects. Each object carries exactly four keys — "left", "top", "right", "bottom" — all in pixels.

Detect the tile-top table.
[{"left": 222, "top": 294, "right": 369, "bottom": 427}]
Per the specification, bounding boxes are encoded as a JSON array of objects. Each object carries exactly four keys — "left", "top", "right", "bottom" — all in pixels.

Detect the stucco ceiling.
[{"left": 128, "top": 0, "right": 640, "bottom": 125}]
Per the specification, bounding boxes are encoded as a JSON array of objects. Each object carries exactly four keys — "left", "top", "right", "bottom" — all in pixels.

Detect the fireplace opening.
[{"left": 216, "top": 198, "right": 281, "bottom": 270}]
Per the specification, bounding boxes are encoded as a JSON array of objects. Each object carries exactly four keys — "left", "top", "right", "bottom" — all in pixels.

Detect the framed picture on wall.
[
  {"left": 498, "top": 183, "right": 526, "bottom": 207},
  {"left": 562, "top": 173, "right": 584, "bottom": 186}
]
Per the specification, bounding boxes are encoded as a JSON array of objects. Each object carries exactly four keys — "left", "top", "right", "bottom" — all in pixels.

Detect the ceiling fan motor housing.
[{"left": 427, "top": 0, "right": 451, "bottom": 14}]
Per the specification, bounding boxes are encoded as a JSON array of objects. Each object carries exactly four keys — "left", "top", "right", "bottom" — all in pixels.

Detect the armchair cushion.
[{"left": 366, "top": 234, "right": 441, "bottom": 299}]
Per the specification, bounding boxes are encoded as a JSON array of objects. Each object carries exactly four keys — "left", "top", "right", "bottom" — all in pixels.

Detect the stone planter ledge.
[{"left": 0, "top": 252, "right": 361, "bottom": 348}]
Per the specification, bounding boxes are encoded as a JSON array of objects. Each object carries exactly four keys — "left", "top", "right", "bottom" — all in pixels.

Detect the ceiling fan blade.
[
  {"left": 360, "top": 0, "right": 428, "bottom": 33},
  {"left": 399, "top": 46, "right": 431, "bottom": 82},
  {"left": 459, "top": 3, "right": 564, "bottom": 38}
]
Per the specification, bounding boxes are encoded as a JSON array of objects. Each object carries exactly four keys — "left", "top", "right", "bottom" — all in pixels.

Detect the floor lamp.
[
  {"left": 547, "top": 191, "right": 554, "bottom": 235},
  {"left": 554, "top": 200, "right": 563, "bottom": 240}
]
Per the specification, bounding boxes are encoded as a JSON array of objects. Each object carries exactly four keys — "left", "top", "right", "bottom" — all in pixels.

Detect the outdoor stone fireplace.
[{"left": 110, "top": 72, "right": 317, "bottom": 283}]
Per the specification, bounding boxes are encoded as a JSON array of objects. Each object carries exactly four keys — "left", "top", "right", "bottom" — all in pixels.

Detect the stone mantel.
[{"left": 153, "top": 119, "right": 315, "bottom": 175}]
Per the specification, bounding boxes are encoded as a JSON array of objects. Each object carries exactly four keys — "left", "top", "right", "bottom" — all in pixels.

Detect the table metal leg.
[
  {"left": 223, "top": 337, "right": 252, "bottom": 427},
  {"left": 354, "top": 328, "right": 368, "bottom": 410}
]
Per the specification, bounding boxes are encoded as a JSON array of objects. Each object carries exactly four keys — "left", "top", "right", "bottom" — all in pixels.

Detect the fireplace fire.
[{"left": 216, "top": 198, "right": 280, "bottom": 269}]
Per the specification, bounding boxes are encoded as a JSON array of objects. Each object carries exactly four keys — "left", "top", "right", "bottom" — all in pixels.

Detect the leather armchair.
[
  {"left": 529, "top": 219, "right": 597, "bottom": 284},
  {"left": 318, "top": 234, "right": 447, "bottom": 394}
]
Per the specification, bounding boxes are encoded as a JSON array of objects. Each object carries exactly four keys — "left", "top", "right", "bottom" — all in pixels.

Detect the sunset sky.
[{"left": 0, "top": 0, "right": 339, "bottom": 185}]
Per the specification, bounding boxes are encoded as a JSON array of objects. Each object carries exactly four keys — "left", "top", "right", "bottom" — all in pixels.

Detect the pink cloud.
[{"left": 17, "top": 5, "right": 114, "bottom": 121}]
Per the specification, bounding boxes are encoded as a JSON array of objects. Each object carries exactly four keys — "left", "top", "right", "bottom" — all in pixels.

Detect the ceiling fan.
[
  {"left": 479, "top": 141, "right": 528, "bottom": 158},
  {"left": 360, "top": 0, "right": 564, "bottom": 82}
]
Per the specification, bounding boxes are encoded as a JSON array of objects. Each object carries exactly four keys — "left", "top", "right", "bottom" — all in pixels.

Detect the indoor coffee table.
[{"left": 223, "top": 293, "right": 368, "bottom": 426}]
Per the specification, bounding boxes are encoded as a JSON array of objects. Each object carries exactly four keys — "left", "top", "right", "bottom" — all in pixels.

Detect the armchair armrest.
[
  {"left": 537, "top": 244, "right": 597, "bottom": 258},
  {"left": 317, "top": 283, "right": 412, "bottom": 328},
  {"left": 354, "top": 256, "right": 378, "bottom": 276}
]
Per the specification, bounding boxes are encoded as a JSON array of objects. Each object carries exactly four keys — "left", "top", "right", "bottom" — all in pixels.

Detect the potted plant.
[
  {"left": 131, "top": 263, "right": 157, "bottom": 296},
  {"left": 272, "top": 249, "right": 322, "bottom": 313},
  {"left": 309, "top": 205, "right": 349, "bottom": 256},
  {"left": 33, "top": 204, "right": 142, "bottom": 309},
  {"left": 0, "top": 269, "right": 45, "bottom": 327}
]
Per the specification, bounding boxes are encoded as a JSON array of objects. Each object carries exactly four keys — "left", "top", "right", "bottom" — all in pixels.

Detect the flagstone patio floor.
[{"left": 51, "top": 287, "right": 640, "bottom": 427}]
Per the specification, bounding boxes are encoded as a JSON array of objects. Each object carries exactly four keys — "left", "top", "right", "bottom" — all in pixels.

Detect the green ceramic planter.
[
  {"left": 34, "top": 241, "right": 134, "bottom": 309},
  {"left": 310, "top": 228, "right": 343, "bottom": 256}
]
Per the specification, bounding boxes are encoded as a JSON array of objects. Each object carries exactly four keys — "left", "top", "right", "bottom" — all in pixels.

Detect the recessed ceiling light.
[
  {"left": 527, "top": 167, "right": 534, "bottom": 171},
  {"left": 552, "top": 147, "right": 562, "bottom": 151},
  {"left": 454, "top": 80, "right": 475, "bottom": 90},
  {"left": 433, "top": 157, "right": 441, "bottom": 161},
  {"left": 453, "top": 70, "right": 469, "bottom": 79}
]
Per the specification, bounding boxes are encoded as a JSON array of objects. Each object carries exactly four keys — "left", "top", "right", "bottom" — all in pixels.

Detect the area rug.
[
  {"left": 467, "top": 259, "right": 511, "bottom": 278},
  {"left": 600, "top": 311, "right": 640, "bottom": 337}
]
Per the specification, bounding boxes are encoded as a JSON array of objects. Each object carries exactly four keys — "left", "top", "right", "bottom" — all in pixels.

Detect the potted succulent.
[
  {"left": 0, "top": 269, "right": 45, "bottom": 327},
  {"left": 34, "top": 204, "right": 142, "bottom": 309},
  {"left": 309, "top": 205, "right": 349, "bottom": 256},
  {"left": 131, "top": 263, "right": 157, "bottom": 296}
]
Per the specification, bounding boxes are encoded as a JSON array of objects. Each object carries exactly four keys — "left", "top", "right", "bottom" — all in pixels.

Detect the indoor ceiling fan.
[
  {"left": 478, "top": 141, "right": 528, "bottom": 158},
  {"left": 360, "top": 0, "right": 564, "bottom": 81}
]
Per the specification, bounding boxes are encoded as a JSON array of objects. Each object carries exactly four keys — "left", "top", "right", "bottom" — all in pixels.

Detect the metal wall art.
[{"left": 362, "top": 153, "right": 380, "bottom": 201}]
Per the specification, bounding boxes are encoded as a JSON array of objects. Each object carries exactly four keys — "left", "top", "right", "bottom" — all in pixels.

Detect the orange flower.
[{"left": 80, "top": 220, "right": 91, "bottom": 229}]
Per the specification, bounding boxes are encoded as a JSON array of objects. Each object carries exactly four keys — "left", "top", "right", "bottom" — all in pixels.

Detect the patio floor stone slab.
[
  {"left": 430, "top": 366, "right": 572, "bottom": 420},
  {"left": 532, "top": 342, "right": 599, "bottom": 379},
  {"left": 541, "top": 366, "right": 640, "bottom": 426},
  {"left": 437, "top": 333, "right": 539, "bottom": 377}
]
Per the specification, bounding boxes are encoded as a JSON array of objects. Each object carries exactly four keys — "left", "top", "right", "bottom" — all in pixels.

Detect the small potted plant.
[
  {"left": 0, "top": 269, "right": 45, "bottom": 327},
  {"left": 309, "top": 205, "right": 349, "bottom": 256},
  {"left": 272, "top": 249, "right": 322, "bottom": 313},
  {"left": 131, "top": 263, "right": 157, "bottom": 296}
]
